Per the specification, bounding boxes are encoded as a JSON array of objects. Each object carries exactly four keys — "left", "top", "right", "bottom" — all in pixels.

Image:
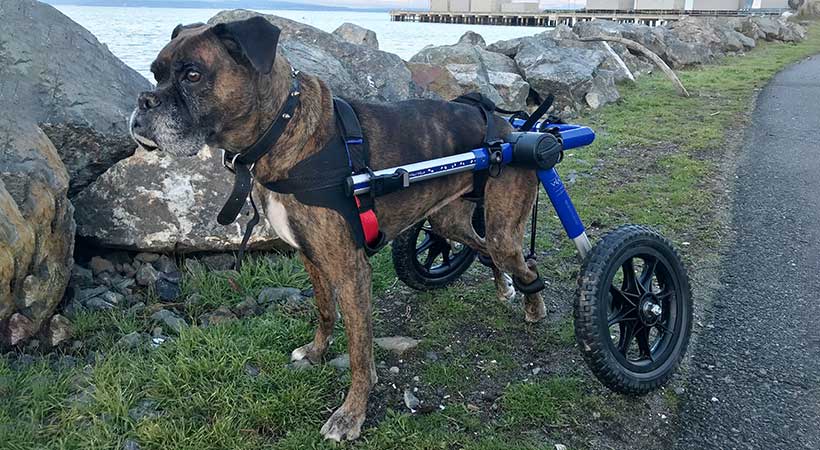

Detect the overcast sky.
[
  {"left": 199, "top": 0, "right": 760, "bottom": 10},
  {"left": 288, "top": 1, "right": 727, "bottom": 10}
]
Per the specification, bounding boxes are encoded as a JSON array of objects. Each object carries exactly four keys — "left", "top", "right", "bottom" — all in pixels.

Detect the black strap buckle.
[{"left": 368, "top": 168, "right": 410, "bottom": 197}]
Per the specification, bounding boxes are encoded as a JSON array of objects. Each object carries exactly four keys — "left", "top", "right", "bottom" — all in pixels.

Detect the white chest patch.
[{"left": 263, "top": 194, "right": 300, "bottom": 249}]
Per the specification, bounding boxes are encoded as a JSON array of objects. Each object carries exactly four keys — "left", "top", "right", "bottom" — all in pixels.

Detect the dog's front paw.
[
  {"left": 290, "top": 342, "right": 323, "bottom": 365},
  {"left": 321, "top": 404, "right": 365, "bottom": 441}
]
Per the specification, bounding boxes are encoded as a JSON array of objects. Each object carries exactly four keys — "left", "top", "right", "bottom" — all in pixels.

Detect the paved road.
[{"left": 675, "top": 55, "right": 820, "bottom": 449}]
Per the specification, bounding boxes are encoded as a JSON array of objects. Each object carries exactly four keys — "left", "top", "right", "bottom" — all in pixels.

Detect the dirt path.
[{"left": 674, "top": 55, "right": 820, "bottom": 449}]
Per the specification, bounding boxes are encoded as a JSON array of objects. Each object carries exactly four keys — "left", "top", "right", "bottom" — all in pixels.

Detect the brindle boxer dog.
[{"left": 130, "top": 16, "right": 547, "bottom": 441}]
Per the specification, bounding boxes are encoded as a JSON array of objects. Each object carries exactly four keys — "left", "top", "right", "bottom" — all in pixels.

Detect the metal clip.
[{"left": 221, "top": 149, "right": 240, "bottom": 174}]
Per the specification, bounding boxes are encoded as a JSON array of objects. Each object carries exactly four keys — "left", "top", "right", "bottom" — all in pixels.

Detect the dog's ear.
[
  {"left": 171, "top": 22, "right": 205, "bottom": 40},
  {"left": 212, "top": 17, "right": 281, "bottom": 74}
]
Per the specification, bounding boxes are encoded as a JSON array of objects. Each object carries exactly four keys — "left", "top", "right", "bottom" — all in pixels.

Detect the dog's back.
[{"left": 349, "top": 99, "right": 513, "bottom": 171}]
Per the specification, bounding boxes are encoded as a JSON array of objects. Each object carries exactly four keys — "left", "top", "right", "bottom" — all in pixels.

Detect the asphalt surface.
[{"left": 674, "top": 55, "right": 820, "bottom": 449}]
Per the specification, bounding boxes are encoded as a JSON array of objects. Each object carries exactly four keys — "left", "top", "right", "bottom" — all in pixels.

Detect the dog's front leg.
[
  {"left": 291, "top": 255, "right": 336, "bottom": 364},
  {"left": 319, "top": 250, "right": 377, "bottom": 441}
]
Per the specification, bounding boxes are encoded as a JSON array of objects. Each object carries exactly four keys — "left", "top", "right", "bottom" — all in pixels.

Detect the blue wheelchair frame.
[{"left": 348, "top": 119, "right": 596, "bottom": 257}]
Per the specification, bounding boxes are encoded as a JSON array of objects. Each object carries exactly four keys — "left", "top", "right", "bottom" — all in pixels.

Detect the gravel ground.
[{"left": 674, "top": 55, "right": 820, "bottom": 449}]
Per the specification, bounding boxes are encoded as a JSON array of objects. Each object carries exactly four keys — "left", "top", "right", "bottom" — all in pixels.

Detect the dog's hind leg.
[
  {"left": 427, "top": 199, "right": 515, "bottom": 302},
  {"left": 290, "top": 255, "right": 336, "bottom": 365},
  {"left": 427, "top": 198, "right": 484, "bottom": 250},
  {"left": 483, "top": 168, "right": 547, "bottom": 323}
]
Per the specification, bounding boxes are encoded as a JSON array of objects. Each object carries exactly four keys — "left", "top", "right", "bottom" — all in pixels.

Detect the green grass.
[{"left": 4, "top": 23, "right": 820, "bottom": 450}]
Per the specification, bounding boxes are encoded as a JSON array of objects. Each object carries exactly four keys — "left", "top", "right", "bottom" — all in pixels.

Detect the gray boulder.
[
  {"left": 457, "top": 31, "right": 487, "bottom": 47},
  {"left": 73, "top": 147, "right": 284, "bottom": 253},
  {"left": 734, "top": 16, "right": 806, "bottom": 42},
  {"left": 668, "top": 17, "right": 756, "bottom": 54},
  {"left": 0, "top": 115, "right": 74, "bottom": 347},
  {"left": 573, "top": 20, "right": 712, "bottom": 68},
  {"left": 514, "top": 43, "right": 616, "bottom": 113},
  {"left": 210, "top": 10, "right": 413, "bottom": 102},
  {"left": 520, "top": 25, "right": 650, "bottom": 79},
  {"left": 486, "top": 30, "right": 556, "bottom": 58},
  {"left": 410, "top": 40, "right": 529, "bottom": 110},
  {"left": 0, "top": 0, "right": 152, "bottom": 196},
  {"left": 333, "top": 22, "right": 379, "bottom": 49}
]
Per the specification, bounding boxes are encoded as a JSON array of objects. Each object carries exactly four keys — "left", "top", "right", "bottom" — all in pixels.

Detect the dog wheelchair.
[{"left": 356, "top": 107, "right": 693, "bottom": 395}]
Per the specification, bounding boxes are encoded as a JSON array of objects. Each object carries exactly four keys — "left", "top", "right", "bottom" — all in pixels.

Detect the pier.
[{"left": 389, "top": 8, "right": 788, "bottom": 27}]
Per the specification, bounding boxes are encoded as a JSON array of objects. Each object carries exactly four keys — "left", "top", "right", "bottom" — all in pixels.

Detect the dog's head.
[{"left": 130, "top": 17, "right": 282, "bottom": 156}]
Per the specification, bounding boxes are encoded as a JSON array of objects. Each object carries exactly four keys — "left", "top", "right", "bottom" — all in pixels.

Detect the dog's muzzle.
[{"left": 129, "top": 109, "right": 159, "bottom": 151}]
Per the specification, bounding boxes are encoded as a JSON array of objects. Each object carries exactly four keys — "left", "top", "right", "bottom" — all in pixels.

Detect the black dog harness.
[{"left": 218, "top": 68, "right": 390, "bottom": 265}]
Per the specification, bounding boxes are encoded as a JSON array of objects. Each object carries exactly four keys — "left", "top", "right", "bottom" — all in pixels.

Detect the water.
[{"left": 55, "top": 5, "right": 547, "bottom": 81}]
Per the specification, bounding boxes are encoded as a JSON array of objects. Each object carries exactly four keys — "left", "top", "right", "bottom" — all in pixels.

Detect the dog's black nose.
[{"left": 138, "top": 92, "right": 161, "bottom": 111}]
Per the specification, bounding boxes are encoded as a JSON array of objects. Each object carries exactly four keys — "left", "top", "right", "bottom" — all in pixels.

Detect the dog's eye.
[{"left": 185, "top": 69, "right": 202, "bottom": 83}]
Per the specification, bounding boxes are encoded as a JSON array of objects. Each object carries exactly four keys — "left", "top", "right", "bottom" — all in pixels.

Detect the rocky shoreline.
[{"left": 0, "top": 0, "right": 810, "bottom": 347}]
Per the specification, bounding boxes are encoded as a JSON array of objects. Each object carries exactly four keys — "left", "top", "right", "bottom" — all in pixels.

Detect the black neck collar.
[{"left": 221, "top": 67, "right": 301, "bottom": 172}]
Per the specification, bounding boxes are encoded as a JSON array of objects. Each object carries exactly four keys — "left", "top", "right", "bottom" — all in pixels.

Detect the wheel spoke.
[
  {"left": 655, "top": 322, "right": 675, "bottom": 337},
  {"left": 415, "top": 236, "right": 434, "bottom": 257},
  {"left": 617, "top": 320, "right": 638, "bottom": 355},
  {"left": 423, "top": 246, "right": 440, "bottom": 269},
  {"left": 635, "top": 324, "right": 654, "bottom": 361},
  {"left": 621, "top": 258, "right": 642, "bottom": 295},
  {"left": 639, "top": 256, "right": 658, "bottom": 294},
  {"left": 610, "top": 286, "right": 638, "bottom": 307},
  {"left": 441, "top": 246, "right": 451, "bottom": 264},
  {"left": 656, "top": 289, "right": 674, "bottom": 303},
  {"left": 608, "top": 302, "right": 638, "bottom": 327}
]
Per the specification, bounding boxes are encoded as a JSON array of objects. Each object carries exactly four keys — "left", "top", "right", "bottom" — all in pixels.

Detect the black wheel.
[
  {"left": 391, "top": 205, "right": 485, "bottom": 291},
  {"left": 575, "top": 225, "right": 692, "bottom": 395}
]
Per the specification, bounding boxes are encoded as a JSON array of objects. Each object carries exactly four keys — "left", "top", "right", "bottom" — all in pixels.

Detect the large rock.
[
  {"left": 668, "top": 17, "right": 756, "bottom": 54},
  {"left": 209, "top": 10, "right": 413, "bottom": 102},
  {"left": 733, "top": 16, "right": 806, "bottom": 43},
  {"left": 797, "top": 0, "right": 820, "bottom": 16},
  {"left": 409, "top": 37, "right": 529, "bottom": 110},
  {"left": 457, "top": 31, "right": 487, "bottom": 47},
  {"left": 0, "top": 115, "right": 74, "bottom": 347},
  {"left": 486, "top": 30, "right": 555, "bottom": 58},
  {"left": 573, "top": 20, "right": 712, "bottom": 68},
  {"left": 333, "top": 22, "right": 379, "bottom": 49},
  {"left": 73, "top": 147, "right": 284, "bottom": 253},
  {"left": 0, "top": 0, "right": 152, "bottom": 196},
  {"left": 514, "top": 42, "right": 616, "bottom": 114}
]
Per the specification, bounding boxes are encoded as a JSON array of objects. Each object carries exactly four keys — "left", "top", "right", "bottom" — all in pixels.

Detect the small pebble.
[
  {"left": 403, "top": 389, "right": 420, "bottom": 411},
  {"left": 389, "top": 366, "right": 399, "bottom": 374}
]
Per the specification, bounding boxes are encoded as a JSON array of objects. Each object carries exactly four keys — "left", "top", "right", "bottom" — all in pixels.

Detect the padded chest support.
[{"left": 264, "top": 98, "right": 386, "bottom": 254}]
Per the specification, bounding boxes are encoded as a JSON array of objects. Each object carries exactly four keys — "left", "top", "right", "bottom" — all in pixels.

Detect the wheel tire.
[
  {"left": 575, "top": 225, "right": 692, "bottom": 395},
  {"left": 391, "top": 205, "right": 485, "bottom": 291}
]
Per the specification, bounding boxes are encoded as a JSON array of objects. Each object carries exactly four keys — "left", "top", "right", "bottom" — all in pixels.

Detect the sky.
[{"left": 186, "top": 0, "right": 761, "bottom": 10}]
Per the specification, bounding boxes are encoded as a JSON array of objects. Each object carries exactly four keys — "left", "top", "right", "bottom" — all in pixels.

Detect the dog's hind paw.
[
  {"left": 495, "top": 273, "right": 516, "bottom": 302},
  {"left": 524, "top": 296, "right": 547, "bottom": 323},
  {"left": 321, "top": 404, "right": 365, "bottom": 441}
]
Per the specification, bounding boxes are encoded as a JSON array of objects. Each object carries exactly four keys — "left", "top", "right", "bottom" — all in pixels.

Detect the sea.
[{"left": 55, "top": 5, "right": 548, "bottom": 81}]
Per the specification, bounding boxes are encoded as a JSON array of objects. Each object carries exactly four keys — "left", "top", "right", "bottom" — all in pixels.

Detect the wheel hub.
[{"left": 639, "top": 294, "right": 662, "bottom": 326}]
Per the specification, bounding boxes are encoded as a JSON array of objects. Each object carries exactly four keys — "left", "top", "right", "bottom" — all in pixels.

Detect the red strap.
[{"left": 355, "top": 196, "right": 381, "bottom": 246}]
